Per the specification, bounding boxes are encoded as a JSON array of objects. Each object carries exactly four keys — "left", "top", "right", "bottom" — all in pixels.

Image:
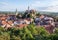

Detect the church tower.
[
  {"left": 15, "top": 9, "right": 18, "bottom": 15},
  {"left": 28, "top": 6, "right": 30, "bottom": 14}
]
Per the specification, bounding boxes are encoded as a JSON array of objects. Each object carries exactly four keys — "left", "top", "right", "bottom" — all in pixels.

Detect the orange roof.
[
  {"left": 18, "top": 24, "right": 28, "bottom": 28},
  {"left": 2, "top": 21, "right": 7, "bottom": 25},
  {"left": 1, "top": 17, "right": 7, "bottom": 20},
  {"left": 8, "top": 21, "right": 13, "bottom": 25}
]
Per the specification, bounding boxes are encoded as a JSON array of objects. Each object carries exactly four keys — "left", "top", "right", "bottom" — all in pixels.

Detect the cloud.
[
  {"left": 30, "top": 1, "right": 43, "bottom": 9},
  {"left": 42, "top": 6, "right": 58, "bottom": 12},
  {"left": 30, "top": 0, "right": 58, "bottom": 12},
  {"left": 0, "top": 2, "right": 8, "bottom": 5},
  {"left": 42, "top": 1, "right": 58, "bottom": 12},
  {"left": 0, "top": 2, "right": 15, "bottom": 11},
  {"left": 0, "top": 0, "right": 58, "bottom": 12},
  {"left": 29, "top": 0, "right": 50, "bottom": 10}
]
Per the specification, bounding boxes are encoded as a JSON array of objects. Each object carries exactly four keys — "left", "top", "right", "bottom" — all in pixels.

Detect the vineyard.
[{"left": 0, "top": 24, "right": 58, "bottom": 40}]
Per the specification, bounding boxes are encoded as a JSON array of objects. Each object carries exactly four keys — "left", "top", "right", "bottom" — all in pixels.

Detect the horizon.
[{"left": 0, "top": 0, "right": 58, "bottom": 12}]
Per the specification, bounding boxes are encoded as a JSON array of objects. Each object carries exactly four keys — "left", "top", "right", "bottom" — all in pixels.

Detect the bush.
[{"left": 0, "top": 24, "right": 58, "bottom": 40}]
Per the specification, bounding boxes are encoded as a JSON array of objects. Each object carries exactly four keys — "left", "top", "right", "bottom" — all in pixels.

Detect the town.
[{"left": 0, "top": 7, "right": 58, "bottom": 34}]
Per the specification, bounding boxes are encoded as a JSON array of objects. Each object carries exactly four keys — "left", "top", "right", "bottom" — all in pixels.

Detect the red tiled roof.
[
  {"left": 18, "top": 24, "right": 28, "bottom": 28},
  {"left": 44, "top": 25, "right": 54, "bottom": 33},
  {"left": 1, "top": 17, "right": 7, "bottom": 20},
  {"left": 8, "top": 21, "right": 13, "bottom": 25},
  {"left": 2, "top": 21, "right": 7, "bottom": 25}
]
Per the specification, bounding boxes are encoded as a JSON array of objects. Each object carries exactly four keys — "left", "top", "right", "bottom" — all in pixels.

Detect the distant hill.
[
  {"left": 38, "top": 11, "right": 58, "bottom": 16},
  {"left": 0, "top": 11, "right": 58, "bottom": 16}
]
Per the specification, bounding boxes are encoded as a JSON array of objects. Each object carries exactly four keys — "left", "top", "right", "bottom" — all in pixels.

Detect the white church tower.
[{"left": 15, "top": 9, "right": 18, "bottom": 15}]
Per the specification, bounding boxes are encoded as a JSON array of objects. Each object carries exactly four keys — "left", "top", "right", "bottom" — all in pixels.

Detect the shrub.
[{"left": 0, "top": 25, "right": 58, "bottom": 40}]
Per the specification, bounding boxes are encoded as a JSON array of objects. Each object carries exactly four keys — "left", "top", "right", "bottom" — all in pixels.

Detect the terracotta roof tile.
[
  {"left": 18, "top": 24, "right": 28, "bottom": 28},
  {"left": 8, "top": 21, "right": 13, "bottom": 25},
  {"left": 2, "top": 21, "right": 7, "bottom": 25},
  {"left": 1, "top": 17, "right": 6, "bottom": 20}
]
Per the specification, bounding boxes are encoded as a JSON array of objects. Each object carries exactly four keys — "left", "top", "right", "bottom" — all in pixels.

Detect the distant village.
[{"left": 0, "top": 7, "right": 58, "bottom": 33}]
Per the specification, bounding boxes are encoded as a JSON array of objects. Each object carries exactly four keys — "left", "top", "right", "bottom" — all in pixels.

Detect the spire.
[
  {"left": 15, "top": 9, "right": 18, "bottom": 15},
  {"left": 28, "top": 6, "right": 30, "bottom": 14},
  {"left": 28, "top": 6, "right": 29, "bottom": 11}
]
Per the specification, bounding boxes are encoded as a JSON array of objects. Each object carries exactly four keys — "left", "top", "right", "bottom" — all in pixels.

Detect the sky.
[{"left": 0, "top": 0, "right": 58, "bottom": 12}]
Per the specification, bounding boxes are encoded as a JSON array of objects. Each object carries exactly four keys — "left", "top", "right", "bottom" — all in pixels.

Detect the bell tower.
[
  {"left": 15, "top": 9, "right": 18, "bottom": 15},
  {"left": 28, "top": 6, "right": 30, "bottom": 14}
]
